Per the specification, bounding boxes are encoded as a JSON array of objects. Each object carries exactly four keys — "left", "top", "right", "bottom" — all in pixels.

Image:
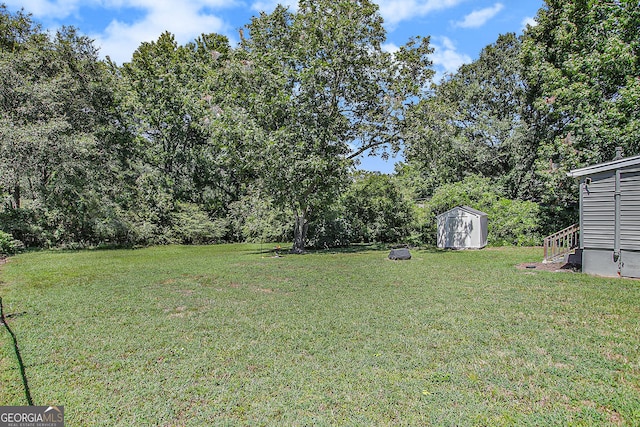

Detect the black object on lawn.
[{"left": 389, "top": 248, "right": 411, "bottom": 260}]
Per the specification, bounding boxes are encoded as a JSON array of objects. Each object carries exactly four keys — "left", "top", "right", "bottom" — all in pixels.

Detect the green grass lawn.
[{"left": 1, "top": 245, "right": 639, "bottom": 426}]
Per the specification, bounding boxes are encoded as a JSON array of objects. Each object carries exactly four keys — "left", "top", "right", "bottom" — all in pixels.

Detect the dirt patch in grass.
[
  {"left": 516, "top": 261, "right": 581, "bottom": 273},
  {"left": 165, "top": 305, "right": 188, "bottom": 317}
]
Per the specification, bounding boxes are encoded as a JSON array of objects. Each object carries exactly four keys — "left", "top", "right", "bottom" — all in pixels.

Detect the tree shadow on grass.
[
  {"left": 247, "top": 243, "right": 447, "bottom": 256},
  {"left": 247, "top": 244, "right": 376, "bottom": 256}
]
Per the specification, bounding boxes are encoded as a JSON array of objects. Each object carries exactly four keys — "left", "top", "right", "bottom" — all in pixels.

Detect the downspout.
[
  {"left": 579, "top": 178, "right": 584, "bottom": 249},
  {"left": 613, "top": 147, "right": 623, "bottom": 275},
  {"left": 613, "top": 168, "right": 621, "bottom": 275}
]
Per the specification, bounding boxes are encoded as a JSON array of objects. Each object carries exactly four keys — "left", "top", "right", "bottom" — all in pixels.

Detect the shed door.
[{"left": 445, "top": 213, "right": 472, "bottom": 248}]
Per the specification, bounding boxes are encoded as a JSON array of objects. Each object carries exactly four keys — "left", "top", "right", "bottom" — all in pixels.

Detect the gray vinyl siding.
[
  {"left": 582, "top": 173, "right": 615, "bottom": 249},
  {"left": 621, "top": 170, "right": 640, "bottom": 250},
  {"left": 569, "top": 156, "right": 640, "bottom": 278},
  {"left": 622, "top": 166, "right": 640, "bottom": 174}
]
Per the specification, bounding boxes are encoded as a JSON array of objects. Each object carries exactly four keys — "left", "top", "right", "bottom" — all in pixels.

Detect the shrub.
[
  {"left": 0, "top": 230, "right": 25, "bottom": 255},
  {"left": 0, "top": 208, "right": 46, "bottom": 247},
  {"left": 424, "top": 175, "right": 496, "bottom": 215},
  {"left": 307, "top": 207, "right": 352, "bottom": 248},
  {"left": 168, "top": 202, "right": 229, "bottom": 245},
  {"left": 423, "top": 175, "right": 542, "bottom": 246},
  {"left": 486, "top": 198, "right": 542, "bottom": 246},
  {"left": 341, "top": 173, "right": 415, "bottom": 244}
]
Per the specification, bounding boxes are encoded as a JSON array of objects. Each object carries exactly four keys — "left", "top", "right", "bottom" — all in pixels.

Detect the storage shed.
[
  {"left": 567, "top": 153, "right": 640, "bottom": 278},
  {"left": 437, "top": 206, "right": 488, "bottom": 249}
]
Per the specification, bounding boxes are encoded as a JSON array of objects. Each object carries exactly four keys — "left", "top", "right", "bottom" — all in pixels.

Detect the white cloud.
[
  {"left": 4, "top": 0, "right": 241, "bottom": 64},
  {"left": 93, "top": 2, "right": 230, "bottom": 64},
  {"left": 454, "top": 3, "right": 503, "bottom": 29},
  {"left": 250, "top": 0, "right": 298, "bottom": 13},
  {"left": 430, "top": 36, "right": 471, "bottom": 82},
  {"left": 521, "top": 16, "right": 537, "bottom": 31},
  {"left": 377, "top": 0, "right": 465, "bottom": 28},
  {"left": 249, "top": 0, "right": 464, "bottom": 26},
  {"left": 2, "top": 0, "right": 83, "bottom": 18},
  {"left": 382, "top": 42, "right": 400, "bottom": 53},
  {"left": 248, "top": 0, "right": 465, "bottom": 28}
]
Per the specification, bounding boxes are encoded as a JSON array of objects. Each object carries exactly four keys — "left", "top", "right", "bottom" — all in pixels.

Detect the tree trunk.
[
  {"left": 12, "top": 183, "right": 20, "bottom": 209},
  {"left": 291, "top": 212, "right": 309, "bottom": 254}
]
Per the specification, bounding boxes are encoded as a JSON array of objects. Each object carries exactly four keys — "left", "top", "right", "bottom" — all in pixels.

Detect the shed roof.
[
  {"left": 437, "top": 205, "right": 488, "bottom": 219},
  {"left": 567, "top": 154, "right": 640, "bottom": 178}
]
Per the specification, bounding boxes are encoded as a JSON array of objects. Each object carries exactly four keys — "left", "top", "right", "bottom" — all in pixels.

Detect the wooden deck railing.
[{"left": 543, "top": 223, "right": 580, "bottom": 262}]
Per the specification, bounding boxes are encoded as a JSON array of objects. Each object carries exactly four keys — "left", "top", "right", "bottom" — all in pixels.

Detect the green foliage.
[
  {"left": 0, "top": 230, "right": 24, "bottom": 254},
  {"left": 0, "top": 6, "right": 138, "bottom": 247},
  {"left": 119, "top": 32, "right": 233, "bottom": 205},
  {"left": 227, "top": 189, "right": 292, "bottom": 243},
  {"left": 522, "top": 0, "right": 640, "bottom": 208},
  {"left": 341, "top": 172, "right": 415, "bottom": 244},
  {"left": 0, "top": 207, "right": 44, "bottom": 247},
  {"left": 425, "top": 175, "right": 497, "bottom": 215},
  {"left": 8, "top": 1, "right": 639, "bottom": 249},
  {"left": 485, "top": 198, "right": 541, "bottom": 246},
  {"left": 168, "top": 202, "right": 228, "bottom": 245},
  {"left": 306, "top": 206, "right": 352, "bottom": 249},
  {"left": 422, "top": 175, "right": 542, "bottom": 246},
  {"left": 240, "top": 0, "right": 434, "bottom": 252},
  {"left": 405, "top": 33, "right": 536, "bottom": 200},
  {"left": 304, "top": 172, "right": 418, "bottom": 248}
]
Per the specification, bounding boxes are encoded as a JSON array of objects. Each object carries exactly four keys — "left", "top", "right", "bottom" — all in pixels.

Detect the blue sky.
[{"left": 6, "top": 0, "right": 544, "bottom": 173}]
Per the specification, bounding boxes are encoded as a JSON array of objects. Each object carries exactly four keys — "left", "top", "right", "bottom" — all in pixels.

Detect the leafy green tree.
[
  {"left": 236, "top": 0, "right": 433, "bottom": 252},
  {"left": 404, "top": 33, "right": 537, "bottom": 199},
  {"left": 521, "top": 0, "right": 640, "bottom": 212},
  {"left": 117, "top": 31, "right": 259, "bottom": 242},
  {"left": 226, "top": 187, "right": 292, "bottom": 244},
  {"left": 120, "top": 32, "right": 231, "bottom": 203},
  {"left": 0, "top": 6, "right": 130, "bottom": 245},
  {"left": 167, "top": 202, "right": 228, "bottom": 244},
  {"left": 341, "top": 172, "right": 415, "bottom": 243}
]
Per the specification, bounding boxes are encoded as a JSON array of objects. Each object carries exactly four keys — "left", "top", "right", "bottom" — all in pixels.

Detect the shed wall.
[
  {"left": 479, "top": 215, "right": 488, "bottom": 248},
  {"left": 437, "top": 208, "right": 487, "bottom": 249}
]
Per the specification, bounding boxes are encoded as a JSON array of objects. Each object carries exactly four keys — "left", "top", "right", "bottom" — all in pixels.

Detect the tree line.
[{"left": 1, "top": 0, "right": 639, "bottom": 254}]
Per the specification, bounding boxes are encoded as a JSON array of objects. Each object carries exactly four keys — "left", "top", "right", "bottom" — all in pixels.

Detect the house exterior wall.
[
  {"left": 620, "top": 250, "right": 640, "bottom": 278},
  {"left": 620, "top": 170, "right": 640, "bottom": 250},
  {"left": 620, "top": 169, "right": 640, "bottom": 278},
  {"left": 581, "top": 172, "right": 615, "bottom": 249},
  {"left": 579, "top": 165, "right": 640, "bottom": 278},
  {"left": 582, "top": 249, "right": 619, "bottom": 277}
]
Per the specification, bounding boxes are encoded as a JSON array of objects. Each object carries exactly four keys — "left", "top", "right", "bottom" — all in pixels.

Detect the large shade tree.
[
  {"left": 119, "top": 32, "right": 235, "bottom": 207},
  {"left": 0, "top": 5, "right": 128, "bottom": 244},
  {"left": 522, "top": 0, "right": 640, "bottom": 210},
  {"left": 404, "top": 33, "right": 537, "bottom": 200},
  {"left": 117, "top": 31, "right": 263, "bottom": 243},
  {"left": 234, "top": 0, "right": 433, "bottom": 252}
]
